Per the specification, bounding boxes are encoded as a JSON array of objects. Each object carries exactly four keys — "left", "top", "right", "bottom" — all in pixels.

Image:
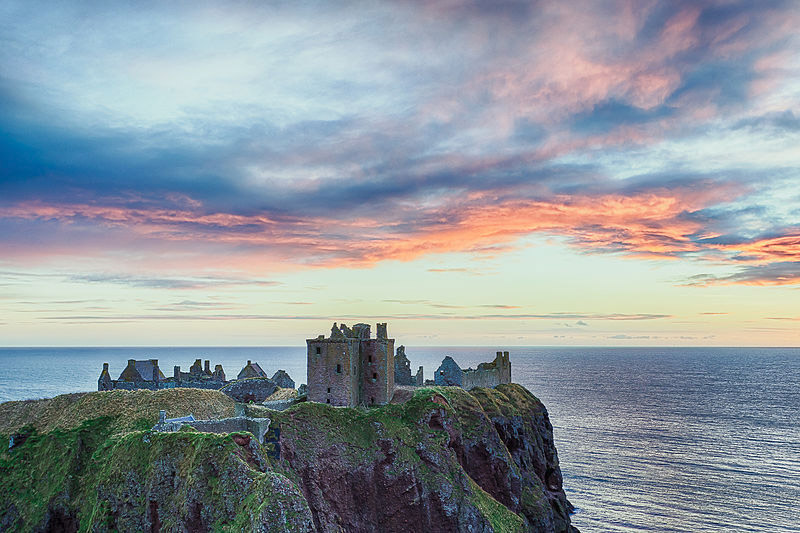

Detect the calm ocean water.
[{"left": 1, "top": 346, "right": 799, "bottom": 532}]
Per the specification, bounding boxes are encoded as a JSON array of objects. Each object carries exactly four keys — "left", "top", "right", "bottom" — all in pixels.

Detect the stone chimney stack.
[
  {"left": 174, "top": 365, "right": 181, "bottom": 382},
  {"left": 204, "top": 360, "right": 210, "bottom": 374},
  {"left": 152, "top": 359, "right": 159, "bottom": 384}
]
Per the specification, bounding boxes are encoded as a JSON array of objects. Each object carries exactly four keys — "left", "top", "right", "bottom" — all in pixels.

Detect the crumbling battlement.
[
  {"left": 98, "top": 359, "right": 296, "bottom": 398},
  {"left": 394, "top": 345, "right": 413, "bottom": 386},
  {"left": 435, "top": 351, "right": 511, "bottom": 390},
  {"left": 307, "top": 322, "right": 395, "bottom": 407}
]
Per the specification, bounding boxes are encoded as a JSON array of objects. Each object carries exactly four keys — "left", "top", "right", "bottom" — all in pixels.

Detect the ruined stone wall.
[
  {"left": 187, "top": 417, "right": 271, "bottom": 444},
  {"left": 415, "top": 366, "right": 424, "bottom": 386},
  {"left": 307, "top": 338, "right": 360, "bottom": 407},
  {"left": 394, "top": 346, "right": 414, "bottom": 386},
  {"left": 261, "top": 399, "right": 297, "bottom": 411},
  {"left": 461, "top": 368, "right": 501, "bottom": 390},
  {"left": 106, "top": 381, "right": 160, "bottom": 391},
  {"left": 221, "top": 377, "right": 277, "bottom": 403},
  {"left": 153, "top": 416, "right": 271, "bottom": 444},
  {"left": 103, "top": 379, "right": 226, "bottom": 392},
  {"left": 434, "top": 356, "right": 463, "bottom": 387},
  {"left": 171, "top": 378, "right": 227, "bottom": 390},
  {"left": 359, "top": 338, "right": 395, "bottom": 405},
  {"left": 461, "top": 352, "right": 511, "bottom": 390}
]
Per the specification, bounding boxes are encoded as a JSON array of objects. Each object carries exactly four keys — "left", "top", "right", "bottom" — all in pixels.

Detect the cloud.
[
  {"left": 0, "top": 1, "right": 798, "bottom": 286},
  {"left": 37, "top": 311, "right": 670, "bottom": 323},
  {"left": 734, "top": 110, "right": 800, "bottom": 132},
  {"left": 687, "top": 261, "right": 800, "bottom": 286},
  {"left": 67, "top": 274, "right": 280, "bottom": 290}
]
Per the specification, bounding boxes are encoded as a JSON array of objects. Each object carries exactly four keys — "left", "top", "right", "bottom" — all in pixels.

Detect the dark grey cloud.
[
  {"left": 0, "top": 0, "right": 797, "bottom": 282},
  {"left": 687, "top": 261, "right": 800, "bottom": 285}
]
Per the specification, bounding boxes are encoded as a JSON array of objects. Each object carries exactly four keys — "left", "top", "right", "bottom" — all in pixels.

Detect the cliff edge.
[{"left": 0, "top": 384, "right": 577, "bottom": 532}]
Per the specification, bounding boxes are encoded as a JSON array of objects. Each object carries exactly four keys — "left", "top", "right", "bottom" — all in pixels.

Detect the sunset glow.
[{"left": 1, "top": 1, "right": 798, "bottom": 345}]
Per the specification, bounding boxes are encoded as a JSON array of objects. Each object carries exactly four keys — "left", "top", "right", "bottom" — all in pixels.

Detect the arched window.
[{"left": 336, "top": 364, "right": 342, "bottom": 373}]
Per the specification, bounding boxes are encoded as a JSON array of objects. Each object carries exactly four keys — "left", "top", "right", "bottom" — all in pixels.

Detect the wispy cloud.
[
  {"left": 0, "top": 0, "right": 798, "bottom": 292},
  {"left": 67, "top": 274, "right": 280, "bottom": 290},
  {"left": 38, "top": 311, "right": 670, "bottom": 323}
]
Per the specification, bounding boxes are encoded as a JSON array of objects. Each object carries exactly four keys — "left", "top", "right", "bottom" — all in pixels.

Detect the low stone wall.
[
  {"left": 188, "top": 417, "right": 271, "bottom": 444},
  {"left": 261, "top": 399, "right": 297, "bottom": 411},
  {"left": 152, "top": 415, "right": 271, "bottom": 443},
  {"left": 105, "top": 379, "right": 227, "bottom": 391}
]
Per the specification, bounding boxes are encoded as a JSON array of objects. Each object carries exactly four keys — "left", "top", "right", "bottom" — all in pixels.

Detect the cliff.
[{"left": 0, "top": 384, "right": 577, "bottom": 532}]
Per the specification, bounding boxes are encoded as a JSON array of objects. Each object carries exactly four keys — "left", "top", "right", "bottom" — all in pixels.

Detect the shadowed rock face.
[
  {"left": 274, "top": 384, "right": 578, "bottom": 533},
  {"left": 0, "top": 384, "right": 577, "bottom": 532}
]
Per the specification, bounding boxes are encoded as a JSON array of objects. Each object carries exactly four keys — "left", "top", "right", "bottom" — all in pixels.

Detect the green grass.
[
  {"left": 467, "top": 477, "right": 526, "bottom": 533},
  {"left": 0, "top": 384, "right": 549, "bottom": 532},
  {"left": 0, "top": 387, "right": 236, "bottom": 436}
]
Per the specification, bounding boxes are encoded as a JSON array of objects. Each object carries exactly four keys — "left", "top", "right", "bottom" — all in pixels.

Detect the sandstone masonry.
[
  {"left": 434, "top": 351, "right": 511, "bottom": 389},
  {"left": 307, "top": 322, "right": 395, "bottom": 406}
]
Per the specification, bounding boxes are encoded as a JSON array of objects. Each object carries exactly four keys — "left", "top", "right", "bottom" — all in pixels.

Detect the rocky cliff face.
[
  {"left": 268, "top": 384, "right": 576, "bottom": 533},
  {"left": 0, "top": 385, "right": 577, "bottom": 532}
]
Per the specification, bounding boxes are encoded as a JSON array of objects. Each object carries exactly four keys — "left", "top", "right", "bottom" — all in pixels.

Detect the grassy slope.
[
  {"left": 0, "top": 387, "right": 236, "bottom": 435},
  {"left": 1, "top": 385, "right": 546, "bottom": 533}
]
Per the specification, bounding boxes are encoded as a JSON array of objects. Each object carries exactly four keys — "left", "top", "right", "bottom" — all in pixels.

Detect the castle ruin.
[
  {"left": 306, "top": 322, "right": 395, "bottom": 406},
  {"left": 98, "top": 358, "right": 295, "bottom": 396},
  {"left": 434, "top": 351, "right": 511, "bottom": 389},
  {"left": 394, "top": 345, "right": 425, "bottom": 386},
  {"left": 307, "top": 321, "right": 512, "bottom": 406}
]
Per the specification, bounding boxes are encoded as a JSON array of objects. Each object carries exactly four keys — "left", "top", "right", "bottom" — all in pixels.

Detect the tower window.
[
  {"left": 327, "top": 387, "right": 331, "bottom": 393},
  {"left": 326, "top": 399, "right": 330, "bottom": 404},
  {"left": 373, "top": 372, "right": 378, "bottom": 380},
  {"left": 368, "top": 355, "right": 372, "bottom": 363},
  {"left": 336, "top": 364, "right": 342, "bottom": 373},
  {"left": 316, "top": 347, "right": 321, "bottom": 354},
  {"left": 370, "top": 397, "right": 375, "bottom": 404}
]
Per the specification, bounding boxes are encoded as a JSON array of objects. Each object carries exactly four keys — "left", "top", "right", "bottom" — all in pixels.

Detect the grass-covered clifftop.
[{"left": 0, "top": 385, "right": 576, "bottom": 532}]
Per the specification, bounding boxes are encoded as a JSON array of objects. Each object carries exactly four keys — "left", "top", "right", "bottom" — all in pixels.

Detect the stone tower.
[{"left": 307, "top": 322, "right": 395, "bottom": 406}]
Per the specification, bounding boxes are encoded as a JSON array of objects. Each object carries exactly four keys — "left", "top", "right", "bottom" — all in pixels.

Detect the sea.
[{"left": 1, "top": 346, "right": 799, "bottom": 532}]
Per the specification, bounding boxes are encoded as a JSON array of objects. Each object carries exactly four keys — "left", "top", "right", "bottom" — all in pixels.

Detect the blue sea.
[{"left": 1, "top": 346, "right": 799, "bottom": 532}]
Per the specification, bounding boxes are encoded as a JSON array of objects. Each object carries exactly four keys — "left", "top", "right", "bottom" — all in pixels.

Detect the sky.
[{"left": 1, "top": 0, "right": 798, "bottom": 346}]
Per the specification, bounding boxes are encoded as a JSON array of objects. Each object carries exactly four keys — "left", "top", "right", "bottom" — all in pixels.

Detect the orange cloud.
[{"left": 3, "top": 176, "right": 797, "bottom": 286}]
